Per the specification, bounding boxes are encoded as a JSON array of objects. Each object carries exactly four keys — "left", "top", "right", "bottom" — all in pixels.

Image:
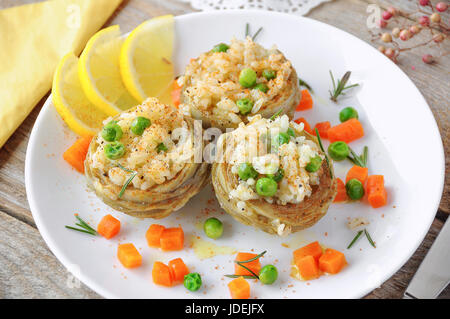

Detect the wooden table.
[{"left": 0, "top": 0, "right": 448, "bottom": 299}]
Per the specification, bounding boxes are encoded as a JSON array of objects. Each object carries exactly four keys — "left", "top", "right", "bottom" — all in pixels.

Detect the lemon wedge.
[
  {"left": 79, "top": 25, "right": 139, "bottom": 116},
  {"left": 120, "top": 15, "right": 174, "bottom": 105},
  {"left": 52, "top": 53, "right": 108, "bottom": 137}
]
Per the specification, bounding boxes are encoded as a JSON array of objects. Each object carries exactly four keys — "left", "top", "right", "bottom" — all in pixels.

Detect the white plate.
[{"left": 25, "top": 10, "right": 445, "bottom": 299}]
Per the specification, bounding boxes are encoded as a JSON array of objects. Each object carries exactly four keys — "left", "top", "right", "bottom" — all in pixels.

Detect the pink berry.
[
  {"left": 392, "top": 27, "right": 401, "bottom": 38},
  {"left": 378, "top": 46, "right": 386, "bottom": 53},
  {"left": 430, "top": 13, "right": 441, "bottom": 23},
  {"left": 436, "top": 2, "right": 448, "bottom": 12},
  {"left": 378, "top": 19, "right": 388, "bottom": 28},
  {"left": 387, "top": 7, "right": 397, "bottom": 16},
  {"left": 409, "top": 25, "right": 420, "bottom": 34},
  {"left": 419, "top": 0, "right": 429, "bottom": 6},
  {"left": 381, "top": 33, "right": 392, "bottom": 42},
  {"left": 399, "top": 29, "right": 411, "bottom": 41},
  {"left": 433, "top": 33, "right": 445, "bottom": 43},
  {"left": 422, "top": 54, "right": 434, "bottom": 64},
  {"left": 419, "top": 16, "right": 430, "bottom": 26},
  {"left": 385, "top": 48, "right": 395, "bottom": 59},
  {"left": 382, "top": 11, "right": 392, "bottom": 20}
]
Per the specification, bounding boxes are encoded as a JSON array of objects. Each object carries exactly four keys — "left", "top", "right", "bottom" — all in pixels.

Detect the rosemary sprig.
[
  {"left": 75, "top": 215, "right": 97, "bottom": 233},
  {"left": 117, "top": 163, "right": 133, "bottom": 173},
  {"left": 117, "top": 164, "right": 137, "bottom": 198},
  {"left": 245, "top": 23, "right": 263, "bottom": 41},
  {"left": 347, "top": 228, "right": 376, "bottom": 249},
  {"left": 234, "top": 263, "right": 260, "bottom": 278},
  {"left": 298, "top": 78, "right": 313, "bottom": 92},
  {"left": 347, "top": 146, "right": 368, "bottom": 168},
  {"left": 315, "top": 128, "right": 333, "bottom": 179},
  {"left": 225, "top": 251, "right": 266, "bottom": 280},
  {"left": 270, "top": 109, "right": 283, "bottom": 121},
  {"left": 347, "top": 230, "right": 363, "bottom": 249},
  {"left": 236, "top": 251, "right": 266, "bottom": 263},
  {"left": 329, "top": 71, "right": 359, "bottom": 102},
  {"left": 252, "top": 27, "right": 263, "bottom": 41},
  {"left": 65, "top": 215, "right": 97, "bottom": 236},
  {"left": 364, "top": 229, "right": 376, "bottom": 248},
  {"left": 65, "top": 226, "right": 96, "bottom": 235},
  {"left": 362, "top": 146, "right": 368, "bottom": 167}
]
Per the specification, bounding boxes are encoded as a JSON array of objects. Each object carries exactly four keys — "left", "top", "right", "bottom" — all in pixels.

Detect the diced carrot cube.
[
  {"left": 168, "top": 258, "right": 189, "bottom": 283},
  {"left": 235, "top": 252, "right": 261, "bottom": 276},
  {"left": 117, "top": 243, "right": 142, "bottom": 268},
  {"left": 328, "top": 118, "right": 364, "bottom": 143},
  {"left": 314, "top": 121, "right": 331, "bottom": 139},
  {"left": 160, "top": 227, "right": 184, "bottom": 251},
  {"left": 296, "top": 89, "right": 313, "bottom": 111},
  {"left": 368, "top": 190, "right": 388, "bottom": 208},
  {"left": 97, "top": 214, "right": 120, "bottom": 239},
  {"left": 62, "top": 136, "right": 92, "bottom": 173},
  {"left": 319, "top": 248, "right": 347, "bottom": 274},
  {"left": 293, "top": 241, "right": 323, "bottom": 264},
  {"left": 146, "top": 224, "right": 166, "bottom": 247},
  {"left": 228, "top": 277, "right": 250, "bottom": 299},
  {"left": 333, "top": 178, "right": 348, "bottom": 203},
  {"left": 296, "top": 255, "right": 321, "bottom": 280},
  {"left": 366, "top": 175, "right": 387, "bottom": 208},
  {"left": 366, "top": 175, "right": 384, "bottom": 192},
  {"left": 346, "top": 165, "right": 368, "bottom": 184},
  {"left": 152, "top": 261, "right": 172, "bottom": 287}
]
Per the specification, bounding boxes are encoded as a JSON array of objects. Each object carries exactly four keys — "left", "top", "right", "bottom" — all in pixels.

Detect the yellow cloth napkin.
[{"left": 0, "top": 0, "right": 122, "bottom": 148}]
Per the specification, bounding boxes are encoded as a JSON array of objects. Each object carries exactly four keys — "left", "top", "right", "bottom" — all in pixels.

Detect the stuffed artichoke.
[
  {"left": 178, "top": 37, "right": 301, "bottom": 131},
  {"left": 212, "top": 115, "right": 337, "bottom": 236},
  {"left": 85, "top": 97, "right": 210, "bottom": 218}
]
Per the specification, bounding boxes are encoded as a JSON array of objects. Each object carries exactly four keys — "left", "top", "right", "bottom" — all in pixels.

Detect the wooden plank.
[
  {"left": 0, "top": 210, "right": 100, "bottom": 298},
  {"left": 0, "top": 96, "right": 45, "bottom": 226}
]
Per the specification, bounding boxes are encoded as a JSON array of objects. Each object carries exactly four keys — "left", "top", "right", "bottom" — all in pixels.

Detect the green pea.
[
  {"left": 184, "top": 273, "right": 202, "bottom": 292},
  {"left": 271, "top": 132, "right": 290, "bottom": 151},
  {"left": 254, "top": 83, "right": 269, "bottom": 93},
  {"left": 305, "top": 155, "right": 322, "bottom": 173},
  {"left": 267, "top": 168, "right": 284, "bottom": 182},
  {"left": 328, "top": 141, "right": 350, "bottom": 161},
  {"left": 203, "top": 217, "right": 223, "bottom": 239},
  {"left": 262, "top": 69, "right": 276, "bottom": 80},
  {"left": 259, "top": 265, "right": 278, "bottom": 285},
  {"left": 101, "top": 121, "right": 123, "bottom": 142},
  {"left": 104, "top": 142, "right": 125, "bottom": 160},
  {"left": 339, "top": 107, "right": 359, "bottom": 122},
  {"left": 156, "top": 142, "right": 168, "bottom": 153},
  {"left": 346, "top": 178, "right": 365, "bottom": 200},
  {"left": 236, "top": 98, "right": 254, "bottom": 115},
  {"left": 130, "top": 116, "right": 151, "bottom": 135},
  {"left": 239, "top": 68, "right": 257, "bottom": 88},
  {"left": 287, "top": 127, "right": 295, "bottom": 138},
  {"left": 238, "top": 163, "right": 258, "bottom": 180},
  {"left": 212, "top": 43, "right": 229, "bottom": 53},
  {"left": 256, "top": 177, "right": 278, "bottom": 197}
]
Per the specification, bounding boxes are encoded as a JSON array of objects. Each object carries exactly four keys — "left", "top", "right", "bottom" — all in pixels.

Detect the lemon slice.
[
  {"left": 52, "top": 53, "right": 108, "bottom": 137},
  {"left": 120, "top": 15, "right": 174, "bottom": 105},
  {"left": 79, "top": 25, "right": 139, "bottom": 116}
]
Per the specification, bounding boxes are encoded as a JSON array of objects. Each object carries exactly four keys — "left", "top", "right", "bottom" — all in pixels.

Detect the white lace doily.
[{"left": 177, "top": 0, "right": 331, "bottom": 16}]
